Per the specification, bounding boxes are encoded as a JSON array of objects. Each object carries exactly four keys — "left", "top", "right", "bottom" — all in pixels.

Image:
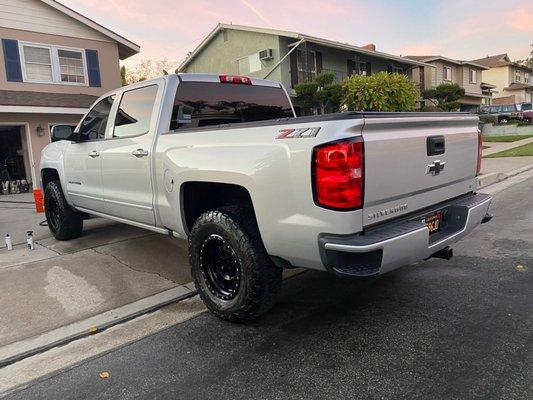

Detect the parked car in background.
[
  {"left": 518, "top": 102, "right": 533, "bottom": 122},
  {"left": 480, "top": 104, "right": 522, "bottom": 123}
]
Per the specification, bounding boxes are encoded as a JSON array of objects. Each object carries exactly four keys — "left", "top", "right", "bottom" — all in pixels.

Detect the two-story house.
[
  {"left": 405, "top": 55, "right": 493, "bottom": 111},
  {"left": 178, "top": 24, "right": 428, "bottom": 105},
  {"left": 470, "top": 53, "right": 533, "bottom": 105},
  {"left": 0, "top": 0, "right": 139, "bottom": 191}
]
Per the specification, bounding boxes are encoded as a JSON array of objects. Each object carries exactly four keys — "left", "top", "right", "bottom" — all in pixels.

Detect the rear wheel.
[
  {"left": 44, "top": 180, "right": 83, "bottom": 240},
  {"left": 499, "top": 116, "right": 509, "bottom": 124},
  {"left": 189, "top": 206, "right": 282, "bottom": 322}
]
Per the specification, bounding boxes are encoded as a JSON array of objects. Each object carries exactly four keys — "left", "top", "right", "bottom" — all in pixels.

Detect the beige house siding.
[
  {"left": 461, "top": 66, "right": 483, "bottom": 95},
  {"left": 433, "top": 60, "right": 459, "bottom": 85},
  {"left": 0, "top": 27, "right": 121, "bottom": 94},
  {"left": 0, "top": 0, "right": 113, "bottom": 43},
  {"left": 481, "top": 66, "right": 509, "bottom": 97}
]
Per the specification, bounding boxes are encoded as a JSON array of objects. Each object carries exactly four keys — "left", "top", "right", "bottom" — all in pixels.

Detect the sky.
[{"left": 64, "top": 0, "right": 533, "bottom": 68}]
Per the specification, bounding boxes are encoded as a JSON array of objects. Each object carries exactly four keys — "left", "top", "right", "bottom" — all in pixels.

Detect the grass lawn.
[
  {"left": 483, "top": 135, "right": 533, "bottom": 143},
  {"left": 484, "top": 143, "right": 533, "bottom": 158}
]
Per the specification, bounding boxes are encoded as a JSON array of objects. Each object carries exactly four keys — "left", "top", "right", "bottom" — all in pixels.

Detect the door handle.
[
  {"left": 88, "top": 150, "right": 100, "bottom": 158},
  {"left": 132, "top": 149, "right": 149, "bottom": 158}
]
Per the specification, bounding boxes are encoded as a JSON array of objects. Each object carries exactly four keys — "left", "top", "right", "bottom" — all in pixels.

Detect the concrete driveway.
[{"left": 0, "top": 194, "right": 193, "bottom": 365}]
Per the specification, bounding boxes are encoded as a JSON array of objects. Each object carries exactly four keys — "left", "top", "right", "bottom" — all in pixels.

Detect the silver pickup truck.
[{"left": 41, "top": 74, "right": 492, "bottom": 322}]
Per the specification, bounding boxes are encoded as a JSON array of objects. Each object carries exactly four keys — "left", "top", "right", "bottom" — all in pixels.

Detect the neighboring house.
[
  {"left": 178, "top": 24, "right": 429, "bottom": 100},
  {"left": 0, "top": 0, "right": 139, "bottom": 191},
  {"left": 470, "top": 53, "right": 533, "bottom": 105},
  {"left": 405, "top": 55, "right": 492, "bottom": 111}
]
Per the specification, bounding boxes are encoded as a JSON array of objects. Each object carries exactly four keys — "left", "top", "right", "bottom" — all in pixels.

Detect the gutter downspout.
[{"left": 264, "top": 38, "right": 305, "bottom": 79}]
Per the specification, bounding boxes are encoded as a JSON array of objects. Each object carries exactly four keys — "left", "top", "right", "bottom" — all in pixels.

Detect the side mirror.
[{"left": 50, "top": 125, "right": 76, "bottom": 142}]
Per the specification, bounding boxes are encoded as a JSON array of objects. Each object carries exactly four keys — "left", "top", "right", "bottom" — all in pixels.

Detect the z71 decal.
[{"left": 276, "top": 127, "right": 321, "bottom": 139}]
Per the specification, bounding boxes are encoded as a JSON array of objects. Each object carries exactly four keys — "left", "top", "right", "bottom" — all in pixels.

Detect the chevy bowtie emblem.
[{"left": 426, "top": 160, "right": 446, "bottom": 175}]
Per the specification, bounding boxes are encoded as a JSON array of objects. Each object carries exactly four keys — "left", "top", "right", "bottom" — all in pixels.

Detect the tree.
[
  {"left": 120, "top": 65, "right": 127, "bottom": 86},
  {"left": 516, "top": 44, "right": 533, "bottom": 69},
  {"left": 121, "top": 58, "right": 177, "bottom": 85},
  {"left": 293, "top": 72, "right": 343, "bottom": 115},
  {"left": 342, "top": 72, "right": 419, "bottom": 111},
  {"left": 422, "top": 83, "right": 465, "bottom": 111}
]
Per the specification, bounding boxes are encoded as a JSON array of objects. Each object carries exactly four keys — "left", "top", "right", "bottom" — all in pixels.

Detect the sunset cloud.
[{"left": 62, "top": 0, "right": 533, "bottom": 67}]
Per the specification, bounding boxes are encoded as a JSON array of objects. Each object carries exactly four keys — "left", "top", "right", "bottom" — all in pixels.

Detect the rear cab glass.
[{"left": 170, "top": 82, "right": 294, "bottom": 130}]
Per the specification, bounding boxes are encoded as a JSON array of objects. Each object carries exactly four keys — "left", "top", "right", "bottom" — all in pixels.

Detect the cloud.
[
  {"left": 64, "top": 0, "right": 533, "bottom": 64},
  {"left": 506, "top": 8, "right": 533, "bottom": 32},
  {"left": 400, "top": 44, "right": 442, "bottom": 57},
  {"left": 238, "top": 0, "right": 273, "bottom": 26}
]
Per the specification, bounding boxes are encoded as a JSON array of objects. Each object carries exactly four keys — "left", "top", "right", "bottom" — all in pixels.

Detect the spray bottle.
[
  {"left": 5, "top": 234, "right": 12, "bottom": 251},
  {"left": 26, "top": 231, "right": 34, "bottom": 250}
]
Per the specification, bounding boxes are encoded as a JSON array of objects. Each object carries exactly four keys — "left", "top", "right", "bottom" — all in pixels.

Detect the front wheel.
[
  {"left": 188, "top": 207, "right": 282, "bottom": 322},
  {"left": 44, "top": 180, "right": 83, "bottom": 240}
]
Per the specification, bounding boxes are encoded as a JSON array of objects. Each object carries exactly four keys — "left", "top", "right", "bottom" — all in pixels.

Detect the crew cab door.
[
  {"left": 63, "top": 95, "right": 115, "bottom": 211},
  {"left": 99, "top": 83, "right": 161, "bottom": 225}
]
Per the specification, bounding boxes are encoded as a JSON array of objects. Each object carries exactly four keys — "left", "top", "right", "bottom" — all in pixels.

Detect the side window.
[
  {"left": 113, "top": 85, "right": 158, "bottom": 138},
  {"left": 78, "top": 95, "right": 115, "bottom": 142}
]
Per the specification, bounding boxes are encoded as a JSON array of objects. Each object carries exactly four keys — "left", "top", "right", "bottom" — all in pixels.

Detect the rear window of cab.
[{"left": 170, "top": 82, "right": 294, "bottom": 130}]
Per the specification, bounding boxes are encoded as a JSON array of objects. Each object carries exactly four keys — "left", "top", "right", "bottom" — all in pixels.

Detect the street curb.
[
  {"left": 0, "top": 286, "right": 195, "bottom": 368},
  {"left": 477, "top": 163, "right": 533, "bottom": 189}
]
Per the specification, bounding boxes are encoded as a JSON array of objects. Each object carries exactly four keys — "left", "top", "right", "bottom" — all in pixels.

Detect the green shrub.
[
  {"left": 342, "top": 72, "right": 419, "bottom": 111},
  {"left": 294, "top": 72, "right": 342, "bottom": 115},
  {"left": 479, "top": 115, "right": 496, "bottom": 125},
  {"left": 422, "top": 83, "right": 465, "bottom": 111}
]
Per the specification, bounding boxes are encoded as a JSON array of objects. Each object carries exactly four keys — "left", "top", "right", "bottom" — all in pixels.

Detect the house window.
[
  {"left": 22, "top": 45, "right": 53, "bottom": 82},
  {"left": 296, "top": 49, "right": 316, "bottom": 82},
  {"left": 58, "top": 49, "right": 85, "bottom": 84},
  {"left": 469, "top": 69, "right": 477, "bottom": 84},
  {"left": 443, "top": 66, "right": 452, "bottom": 81},
  {"left": 19, "top": 41, "right": 88, "bottom": 85},
  {"left": 515, "top": 69, "right": 522, "bottom": 82},
  {"left": 525, "top": 72, "right": 530, "bottom": 84}
]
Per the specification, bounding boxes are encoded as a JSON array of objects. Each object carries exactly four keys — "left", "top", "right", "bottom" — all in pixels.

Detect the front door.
[
  {"left": 64, "top": 95, "right": 115, "bottom": 211},
  {"left": 100, "top": 84, "right": 160, "bottom": 225}
]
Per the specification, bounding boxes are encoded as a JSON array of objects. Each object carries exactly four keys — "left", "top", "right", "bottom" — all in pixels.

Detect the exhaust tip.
[{"left": 430, "top": 246, "right": 453, "bottom": 260}]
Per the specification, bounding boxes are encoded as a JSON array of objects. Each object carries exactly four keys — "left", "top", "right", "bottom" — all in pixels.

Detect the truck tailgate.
[{"left": 362, "top": 115, "right": 479, "bottom": 226}]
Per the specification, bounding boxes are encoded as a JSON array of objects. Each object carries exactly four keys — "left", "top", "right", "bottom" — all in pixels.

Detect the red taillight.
[
  {"left": 313, "top": 138, "right": 364, "bottom": 210},
  {"left": 219, "top": 75, "right": 252, "bottom": 85},
  {"left": 477, "top": 128, "right": 482, "bottom": 176}
]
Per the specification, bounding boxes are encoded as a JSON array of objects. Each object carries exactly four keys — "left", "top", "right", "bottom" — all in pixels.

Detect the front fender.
[{"left": 40, "top": 141, "right": 73, "bottom": 206}]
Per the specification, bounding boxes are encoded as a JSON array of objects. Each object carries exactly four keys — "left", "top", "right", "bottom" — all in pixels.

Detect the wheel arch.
[{"left": 180, "top": 181, "right": 258, "bottom": 235}]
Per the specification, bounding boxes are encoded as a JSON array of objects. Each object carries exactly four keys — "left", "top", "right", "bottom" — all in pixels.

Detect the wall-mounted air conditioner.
[{"left": 259, "top": 49, "right": 273, "bottom": 60}]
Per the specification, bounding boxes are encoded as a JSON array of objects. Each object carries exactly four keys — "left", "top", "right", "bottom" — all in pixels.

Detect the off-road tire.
[
  {"left": 189, "top": 206, "right": 282, "bottom": 322},
  {"left": 44, "top": 180, "right": 83, "bottom": 240}
]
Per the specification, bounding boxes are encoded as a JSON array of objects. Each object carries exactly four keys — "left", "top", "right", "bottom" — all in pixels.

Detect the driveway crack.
[{"left": 91, "top": 247, "right": 174, "bottom": 283}]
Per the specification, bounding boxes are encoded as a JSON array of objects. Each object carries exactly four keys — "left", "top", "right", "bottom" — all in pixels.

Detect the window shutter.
[
  {"left": 316, "top": 51, "right": 323, "bottom": 74},
  {"left": 290, "top": 51, "right": 298, "bottom": 88},
  {"left": 366, "top": 61, "right": 371, "bottom": 76},
  {"left": 2, "top": 39, "right": 23, "bottom": 82},
  {"left": 85, "top": 49, "right": 101, "bottom": 87}
]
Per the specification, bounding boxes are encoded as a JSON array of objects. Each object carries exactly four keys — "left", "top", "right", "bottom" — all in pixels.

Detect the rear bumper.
[{"left": 318, "top": 193, "right": 491, "bottom": 277}]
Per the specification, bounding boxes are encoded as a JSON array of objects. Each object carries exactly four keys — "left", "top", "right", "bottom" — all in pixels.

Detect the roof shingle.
[{"left": 0, "top": 90, "right": 97, "bottom": 108}]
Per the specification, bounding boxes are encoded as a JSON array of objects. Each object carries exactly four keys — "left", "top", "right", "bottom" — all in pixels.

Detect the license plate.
[{"left": 424, "top": 212, "right": 442, "bottom": 234}]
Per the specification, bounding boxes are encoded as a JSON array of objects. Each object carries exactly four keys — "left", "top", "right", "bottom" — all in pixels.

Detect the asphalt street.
[{"left": 5, "top": 178, "right": 533, "bottom": 400}]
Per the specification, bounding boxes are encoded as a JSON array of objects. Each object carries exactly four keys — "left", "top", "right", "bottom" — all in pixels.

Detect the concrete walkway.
[{"left": 482, "top": 135, "right": 533, "bottom": 156}]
